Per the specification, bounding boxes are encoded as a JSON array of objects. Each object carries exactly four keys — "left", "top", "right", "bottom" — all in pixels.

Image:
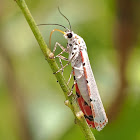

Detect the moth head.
[{"left": 64, "top": 30, "right": 74, "bottom": 39}]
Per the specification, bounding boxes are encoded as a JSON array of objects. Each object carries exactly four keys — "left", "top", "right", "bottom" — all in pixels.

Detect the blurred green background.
[{"left": 0, "top": 0, "right": 140, "bottom": 140}]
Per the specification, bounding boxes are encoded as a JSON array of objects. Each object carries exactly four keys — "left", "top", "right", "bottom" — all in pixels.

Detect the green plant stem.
[{"left": 15, "top": 0, "right": 96, "bottom": 139}]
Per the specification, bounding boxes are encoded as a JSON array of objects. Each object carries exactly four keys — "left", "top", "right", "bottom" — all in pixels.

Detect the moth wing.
[
  {"left": 75, "top": 83, "right": 95, "bottom": 128},
  {"left": 81, "top": 50, "right": 108, "bottom": 131}
]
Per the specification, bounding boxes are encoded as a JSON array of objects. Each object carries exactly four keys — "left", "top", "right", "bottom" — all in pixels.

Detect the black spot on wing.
[
  {"left": 97, "top": 126, "right": 100, "bottom": 129},
  {"left": 89, "top": 115, "right": 93, "bottom": 119},
  {"left": 83, "top": 63, "right": 85, "bottom": 66},
  {"left": 84, "top": 115, "right": 94, "bottom": 121},
  {"left": 89, "top": 124, "right": 92, "bottom": 127},
  {"left": 84, "top": 115, "right": 88, "bottom": 118},
  {"left": 90, "top": 98, "right": 92, "bottom": 102},
  {"left": 84, "top": 101, "right": 88, "bottom": 105},
  {"left": 76, "top": 92, "right": 80, "bottom": 98}
]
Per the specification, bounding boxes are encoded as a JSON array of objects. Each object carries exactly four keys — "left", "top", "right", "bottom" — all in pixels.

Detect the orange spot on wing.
[
  {"left": 83, "top": 105, "right": 92, "bottom": 116},
  {"left": 83, "top": 67, "right": 88, "bottom": 79},
  {"left": 86, "top": 119, "right": 95, "bottom": 128},
  {"left": 94, "top": 122, "right": 99, "bottom": 127},
  {"left": 91, "top": 103, "right": 96, "bottom": 118},
  {"left": 75, "top": 83, "right": 80, "bottom": 94},
  {"left": 78, "top": 39, "right": 81, "bottom": 44},
  {"left": 99, "top": 124, "right": 103, "bottom": 128},
  {"left": 80, "top": 51, "right": 84, "bottom": 62},
  {"left": 87, "top": 85, "right": 91, "bottom": 96}
]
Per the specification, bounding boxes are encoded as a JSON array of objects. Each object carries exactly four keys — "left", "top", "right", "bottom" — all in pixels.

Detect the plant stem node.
[
  {"left": 49, "top": 52, "right": 54, "bottom": 59},
  {"left": 64, "top": 100, "right": 70, "bottom": 107},
  {"left": 76, "top": 111, "right": 84, "bottom": 120}
]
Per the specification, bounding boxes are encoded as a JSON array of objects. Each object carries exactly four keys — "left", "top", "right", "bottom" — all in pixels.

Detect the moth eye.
[{"left": 67, "top": 33, "right": 73, "bottom": 38}]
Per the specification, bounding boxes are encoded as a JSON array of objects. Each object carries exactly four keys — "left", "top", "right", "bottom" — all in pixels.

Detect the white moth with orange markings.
[
  {"left": 38, "top": 7, "right": 108, "bottom": 131},
  {"left": 63, "top": 31, "right": 108, "bottom": 131}
]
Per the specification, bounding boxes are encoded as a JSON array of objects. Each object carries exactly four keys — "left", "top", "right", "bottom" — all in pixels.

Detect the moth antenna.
[
  {"left": 49, "top": 29, "right": 65, "bottom": 49},
  {"left": 58, "top": 7, "right": 72, "bottom": 30},
  {"left": 37, "top": 23, "right": 67, "bottom": 30}
]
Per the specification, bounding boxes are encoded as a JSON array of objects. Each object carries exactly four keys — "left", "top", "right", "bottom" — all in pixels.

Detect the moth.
[{"left": 38, "top": 7, "right": 108, "bottom": 131}]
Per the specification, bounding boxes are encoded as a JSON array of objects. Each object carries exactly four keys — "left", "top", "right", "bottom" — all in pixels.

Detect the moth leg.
[
  {"left": 54, "top": 61, "right": 70, "bottom": 74},
  {"left": 54, "top": 52, "right": 77, "bottom": 74},
  {"left": 53, "top": 42, "right": 68, "bottom": 54},
  {"left": 68, "top": 76, "right": 77, "bottom": 96},
  {"left": 54, "top": 54, "right": 69, "bottom": 75},
  {"left": 53, "top": 42, "right": 69, "bottom": 75},
  {"left": 67, "top": 69, "right": 73, "bottom": 85},
  {"left": 59, "top": 58, "right": 64, "bottom": 76},
  {"left": 55, "top": 54, "right": 68, "bottom": 61}
]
